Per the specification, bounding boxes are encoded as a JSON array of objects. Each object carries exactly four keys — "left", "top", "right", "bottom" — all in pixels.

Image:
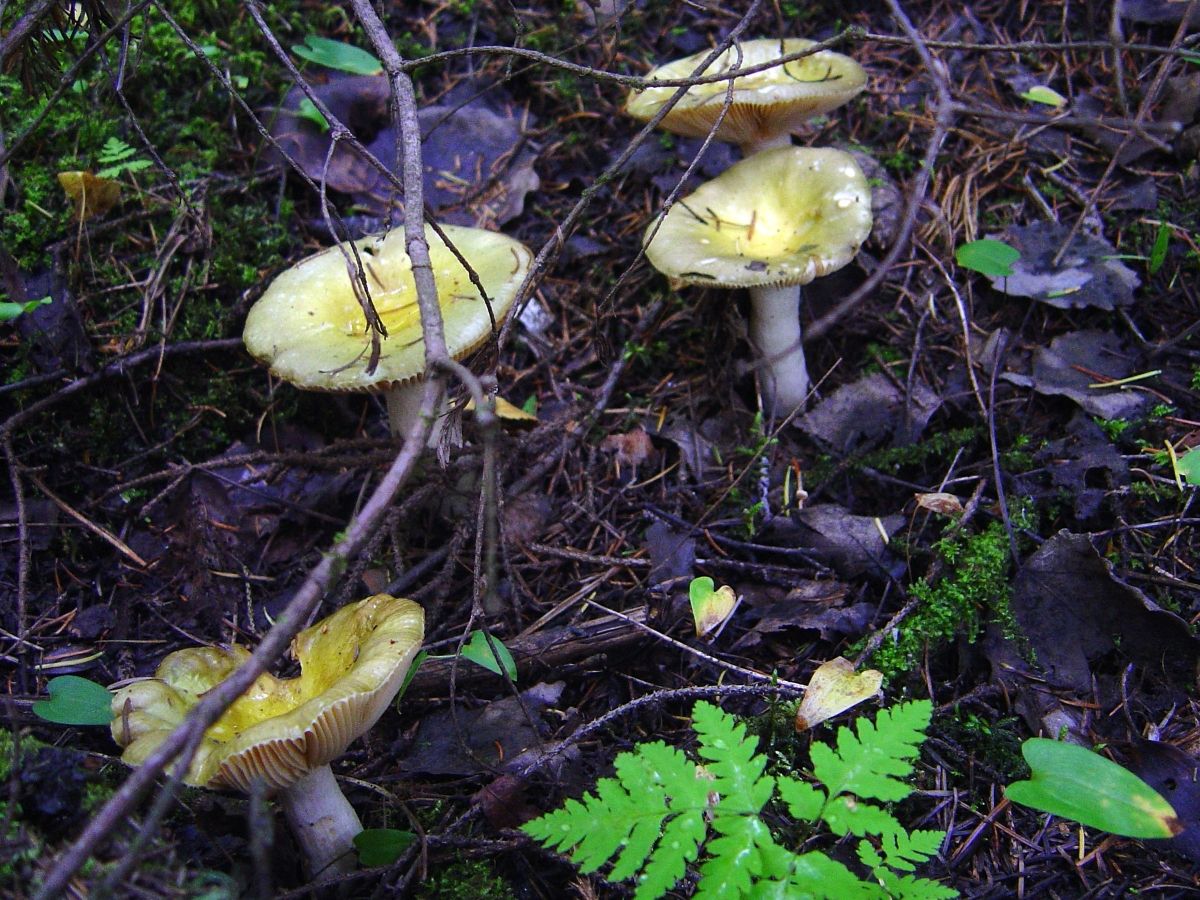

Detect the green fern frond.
[
  {"left": 522, "top": 700, "right": 954, "bottom": 900},
  {"left": 96, "top": 136, "right": 152, "bottom": 178},
  {"left": 98, "top": 136, "right": 137, "bottom": 164},
  {"left": 811, "top": 699, "right": 932, "bottom": 804},
  {"left": 824, "top": 795, "right": 903, "bottom": 837}
]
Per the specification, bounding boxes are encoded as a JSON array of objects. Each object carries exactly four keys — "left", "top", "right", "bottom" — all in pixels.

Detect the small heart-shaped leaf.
[
  {"left": 33, "top": 675, "right": 112, "bottom": 726},
  {"left": 688, "top": 576, "right": 737, "bottom": 639},
  {"left": 795, "top": 657, "right": 882, "bottom": 732}
]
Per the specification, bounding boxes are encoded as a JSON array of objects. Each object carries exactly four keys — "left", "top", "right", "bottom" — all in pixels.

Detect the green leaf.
[
  {"left": 353, "top": 828, "right": 415, "bottom": 866},
  {"left": 0, "top": 296, "right": 51, "bottom": 322},
  {"left": 812, "top": 700, "right": 932, "bottom": 804},
  {"left": 460, "top": 630, "right": 517, "bottom": 681},
  {"left": 291, "top": 35, "right": 382, "bottom": 75},
  {"left": 1176, "top": 446, "right": 1200, "bottom": 485},
  {"left": 955, "top": 239, "right": 1020, "bottom": 277},
  {"left": 1148, "top": 221, "right": 1171, "bottom": 275},
  {"left": 1018, "top": 85, "right": 1067, "bottom": 107},
  {"left": 295, "top": 97, "right": 329, "bottom": 133},
  {"left": 1005, "top": 738, "right": 1182, "bottom": 838},
  {"left": 32, "top": 675, "right": 112, "bottom": 726},
  {"left": 776, "top": 775, "right": 825, "bottom": 822},
  {"left": 395, "top": 649, "right": 426, "bottom": 702}
]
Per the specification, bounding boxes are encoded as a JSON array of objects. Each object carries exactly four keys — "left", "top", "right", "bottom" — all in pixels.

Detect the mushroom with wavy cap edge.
[{"left": 111, "top": 594, "right": 425, "bottom": 878}]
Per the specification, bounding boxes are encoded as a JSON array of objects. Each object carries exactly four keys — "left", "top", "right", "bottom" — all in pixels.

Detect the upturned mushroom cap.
[
  {"left": 625, "top": 39, "right": 866, "bottom": 151},
  {"left": 243, "top": 225, "right": 531, "bottom": 393},
  {"left": 643, "top": 146, "right": 872, "bottom": 288},
  {"left": 111, "top": 594, "right": 425, "bottom": 792}
]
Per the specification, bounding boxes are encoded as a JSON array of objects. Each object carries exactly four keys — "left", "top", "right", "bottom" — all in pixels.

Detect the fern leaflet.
[{"left": 523, "top": 700, "right": 956, "bottom": 899}]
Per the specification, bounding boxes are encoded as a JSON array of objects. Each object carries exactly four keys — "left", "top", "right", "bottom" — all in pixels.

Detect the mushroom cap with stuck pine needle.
[
  {"left": 111, "top": 594, "right": 425, "bottom": 792},
  {"left": 243, "top": 225, "right": 531, "bottom": 394},
  {"left": 625, "top": 39, "right": 867, "bottom": 152},
  {"left": 643, "top": 146, "right": 872, "bottom": 289}
]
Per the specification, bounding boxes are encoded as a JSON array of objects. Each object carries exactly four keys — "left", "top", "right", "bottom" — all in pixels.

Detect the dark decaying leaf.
[
  {"left": 731, "top": 580, "right": 873, "bottom": 651},
  {"left": 1126, "top": 739, "right": 1200, "bottom": 863},
  {"left": 1002, "top": 330, "right": 1150, "bottom": 419},
  {"left": 798, "top": 372, "right": 941, "bottom": 452},
  {"left": 399, "top": 682, "right": 564, "bottom": 777},
  {"left": 767, "top": 506, "right": 905, "bottom": 580},
  {"left": 270, "top": 74, "right": 538, "bottom": 228},
  {"left": 645, "top": 519, "right": 696, "bottom": 589},
  {"left": 1006, "top": 531, "right": 1200, "bottom": 692},
  {"left": 1020, "top": 411, "right": 1131, "bottom": 523},
  {"left": 985, "top": 222, "right": 1139, "bottom": 309}
]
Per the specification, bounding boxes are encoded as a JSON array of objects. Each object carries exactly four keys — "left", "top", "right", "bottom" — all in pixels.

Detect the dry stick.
[
  {"left": 35, "top": 8, "right": 449, "bottom": 896},
  {"left": 0, "top": 0, "right": 155, "bottom": 169},
  {"left": 1051, "top": 0, "right": 1198, "bottom": 267},
  {"left": 806, "top": 7, "right": 957, "bottom": 343},
  {"left": 0, "top": 0, "right": 58, "bottom": 67}
]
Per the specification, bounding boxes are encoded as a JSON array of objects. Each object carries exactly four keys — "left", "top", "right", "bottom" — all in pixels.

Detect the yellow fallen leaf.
[
  {"left": 465, "top": 395, "right": 539, "bottom": 422},
  {"left": 795, "top": 657, "right": 883, "bottom": 732},
  {"left": 914, "top": 492, "right": 964, "bottom": 517},
  {"left": 689, "top": 576, "right": 738, "bottom": 640},
  {"left": 57, "top": 171, "right": 121, "bottom": 220}
]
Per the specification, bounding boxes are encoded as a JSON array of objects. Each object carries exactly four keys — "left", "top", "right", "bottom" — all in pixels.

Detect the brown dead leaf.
[
  {"left": 914, "top": 492, "right": 964, "bottom": 517},
  {"left": 601, "top": 427, "right": 654, "bottom": 473},
  {"left": 57, "top": 171, "right": 120, "bottom": 220}
]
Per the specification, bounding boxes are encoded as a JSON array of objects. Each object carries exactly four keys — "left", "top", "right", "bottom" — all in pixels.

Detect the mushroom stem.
[
  {"left": 747, "top": 284, "right": 809, "bottom": 416},
  {"left": 278, "top": 764, "right": 363, "bottom": 879},
  {"left": 385, "top": 382, "right": 445, "bottom": 445},
  {"left": 741, "top": 132, "right": 794, "bottom": 156}
]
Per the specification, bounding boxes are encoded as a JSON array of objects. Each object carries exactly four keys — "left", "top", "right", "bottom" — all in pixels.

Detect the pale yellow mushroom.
[
  {"left": 112, "top": 595, "right": 425, "bottom": 877},
  {"left": 243, "top": 225, "right": 532, "bottom": 440},
  {"left": 625, "top": 39, "right": 867, "bottom": 156},
  {"left": 644, "top": 147, "right": 872, "bottom": 414}
]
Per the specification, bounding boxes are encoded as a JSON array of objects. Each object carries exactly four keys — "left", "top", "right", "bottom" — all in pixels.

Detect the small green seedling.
[
  {"left": 32, "top": 675, "right": 112, "bottom": 726},
  {"left": 955, "top": 239, "right": 1020, "bottom": 278},
  {"left": 291, "top": 35, "right": 382, "bottom": 75},
  {"left": 295, "top": 98, "right": 329, "bottom": 132},
  {"left": 460, "top": 630, "right": 517, "bottom": 682},
  {"left": 1175, "top": 446, "right": 1200, "bottom": 486},
  {"left": 688, "top": 576, "right": 737, "bottom": 639},
  {"left": 0, "top": 296, "right": 51, "bottom": 322},
  {"left": 524, "top": 700, "right": 956, "bottom": 899},
  {"left": 1148, "top": 221, "right": 1171, "bottom": 276},
  {"left": 1005, "top": 738, "right": 1182, "bottom": 839},
  {"left": 1018, "top": 85, "right": 1067, "bottom": 107},
  {"left": 354, "top": 828, "right": 416, "bottom": 866}
]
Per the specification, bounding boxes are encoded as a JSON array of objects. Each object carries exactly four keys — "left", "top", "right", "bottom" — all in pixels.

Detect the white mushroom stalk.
[
  {"left": 243, "top": 225, "right": 532, "bottom": 441},
  {"left": 643, "top": 146, "right": 873, "bottom": 416},
  {"left": 110, "top": 595, "right": 425, "bottom": 880},
  {"left": 747, "top": 283, "right": 812, "bottom": 415},
  {"left": 278, "top": 765, "right": 364, "bottom": 876}
]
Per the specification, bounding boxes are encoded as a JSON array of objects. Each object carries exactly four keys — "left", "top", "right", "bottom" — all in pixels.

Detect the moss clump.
[
  {"left": 420, "top": 856, "right": 515, "bottom": 899},
  {"left": 872, "top": 519, "right": 1016, "bottom": 680}
]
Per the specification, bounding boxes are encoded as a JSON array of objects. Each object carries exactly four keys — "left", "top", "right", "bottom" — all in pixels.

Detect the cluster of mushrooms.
[
  {"left": 626, "top": 39, "right": 873, "bottom": 415},
  {"left": 106, "top": 36, "right": 873, "bottom": 883}
]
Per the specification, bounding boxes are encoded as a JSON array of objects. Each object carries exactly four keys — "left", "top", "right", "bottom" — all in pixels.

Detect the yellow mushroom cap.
[
  {"left": 111, "top": 595, "right": 425, "bottom": 792},
  {"left": 643, "top": 146, "right": 872, "bottom": 289},
  {"left": 624, "top": 39, "right": 867, "bottom": 149},
  {"left": 243, "top": 225, "right": 532, "bottom": 393}
]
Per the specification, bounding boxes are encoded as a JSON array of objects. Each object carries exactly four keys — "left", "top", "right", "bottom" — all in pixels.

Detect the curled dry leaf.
[{"left": 795, "top": 656, "right": 883, "bottom": 732}]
